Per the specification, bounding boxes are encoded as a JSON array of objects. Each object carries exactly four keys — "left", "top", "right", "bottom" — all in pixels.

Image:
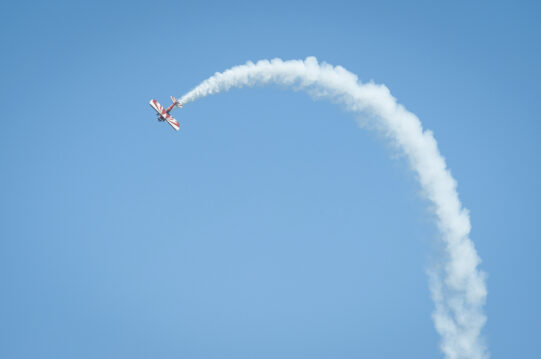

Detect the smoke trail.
[{"left": 180, "top": 57, "right": 487, "bottom": 359}]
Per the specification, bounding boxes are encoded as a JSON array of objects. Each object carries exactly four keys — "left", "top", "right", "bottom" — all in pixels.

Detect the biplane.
[{"left": 149, "top": 96, "right": 182, "bottom": 131}]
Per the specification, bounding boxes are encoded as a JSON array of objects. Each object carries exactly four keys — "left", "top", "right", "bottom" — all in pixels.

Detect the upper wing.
[
  {"left": 149, "top": 99, "right": 166, "bottom": 114},
  {"left": 164, "top": 115, "right": 180, "bottom": 131}
]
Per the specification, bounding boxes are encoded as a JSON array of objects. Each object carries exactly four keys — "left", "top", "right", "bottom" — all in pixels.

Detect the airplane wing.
[
  {"left": 149, "top": 99, "right": 166, "bottom": 114},
  {"left": 163, "top": 114, "right": 180, "bottom": 131}
]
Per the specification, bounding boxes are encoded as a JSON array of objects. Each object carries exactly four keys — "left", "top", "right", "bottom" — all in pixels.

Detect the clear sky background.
[{"left": 1, "top": 1, "right": 539, "bottom": 358}]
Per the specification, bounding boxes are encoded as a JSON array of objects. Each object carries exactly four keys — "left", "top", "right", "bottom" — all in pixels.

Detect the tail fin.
[{"left": 171, "top": 96, "right": 183, "bottom": 108}]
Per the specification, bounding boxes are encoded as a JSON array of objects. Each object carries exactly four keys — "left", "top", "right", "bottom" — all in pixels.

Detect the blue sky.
[{"left": 1, "top": 1, "right": 539, "bottom": 358}]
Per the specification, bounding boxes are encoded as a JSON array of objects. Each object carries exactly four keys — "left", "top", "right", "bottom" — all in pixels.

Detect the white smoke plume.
[{"left": 180, "top": 57, "right": 488, "bottom": 359}]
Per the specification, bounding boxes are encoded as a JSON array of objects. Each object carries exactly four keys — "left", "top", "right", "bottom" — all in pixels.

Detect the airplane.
[{"left": 149, "top": 96, "right": 183, "bottom": 131}]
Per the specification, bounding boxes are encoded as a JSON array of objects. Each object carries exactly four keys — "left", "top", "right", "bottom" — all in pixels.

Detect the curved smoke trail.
[{"left": 180, "top": 57, "right": 487, "bottom": 359}]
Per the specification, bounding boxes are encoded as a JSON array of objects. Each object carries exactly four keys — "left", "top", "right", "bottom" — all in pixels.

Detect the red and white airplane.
[{"left": 149, "top": 96, "right": 182, "bottom": 131}]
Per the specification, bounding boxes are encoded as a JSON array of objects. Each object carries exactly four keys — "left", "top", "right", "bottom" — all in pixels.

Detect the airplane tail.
[{"left": 171, "top": 96, "right": 183, "bottom": 108}]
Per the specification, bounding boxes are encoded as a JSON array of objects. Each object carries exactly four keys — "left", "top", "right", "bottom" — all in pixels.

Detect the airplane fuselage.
[{"left": 164, "top": 102, "right": 176, "bottom": 113}]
